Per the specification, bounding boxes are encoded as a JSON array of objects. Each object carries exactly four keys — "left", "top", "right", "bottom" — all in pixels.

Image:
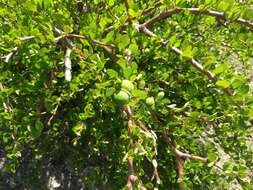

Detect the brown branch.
[
  {"left": 134, "top": 23, "right": 233, "bottom": 96},
  {"left": 124, "top": 107, "right": 149, "bottom": 190},
  {"left": 236, "top": 18, "right": 253, "bottom": 31},
  {"left": 127, "top": 158, "right": 138, "bottom": 190},
  {"left": 53, "top": 27, "right": 75, "bottom": 49},
  {"left": 143, "top": 8, "right": 182, "bottom": 27},
  {"left": 170, "top": 46, "right": 217, "bottom": 81},
  {"left": 176, "top": 158, "right": 186, "bottom": 190},
  {"left": 55, "top": 33, "right": 116, "bottom": 59},
  {"left": 124, "top": 0, "right": 129, "bottom": 11},
  {"left": 152, "top": 158, "right": 161, "bottom": 185},
  {"left": 162, "top": 131, "right": 206, "bottom": 189},
  {"left": 142, "top": 7, "right": 253, "bottom": 32},
  {"left": 172, "top": 147, "right": 208, "bottom": 163},
  {"left": 163, "top": 132, "right": 208, "bottom": 163},
  {"left": 124, "top": 106, "right": 138, "bottom": 189},
  {"left": 177, "top": 158, "right": 184, "bottom": 178},
  {"left": 17, "top": 31, "right": 116, "bottom": 61}
]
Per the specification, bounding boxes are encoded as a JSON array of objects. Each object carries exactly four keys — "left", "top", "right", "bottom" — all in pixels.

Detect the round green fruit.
[
  {"left": 114, "top": 90, "right": 130, "bottom": 104},
  {"left": 121, "top": 80, "right": 134, "bottom": 92},
  {"left": 157, "top": 91, "right": 165, "bottom": 100},
  {"left": 146, "top": 97, "right": 155, "bottom": 106}
]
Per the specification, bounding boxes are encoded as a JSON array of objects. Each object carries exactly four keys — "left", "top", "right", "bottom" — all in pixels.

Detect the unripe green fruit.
[
  {"left": 157, "top": 91, "right": 165, "bottom": 100},
  {"left": 114, "top": 90, "right": 130, "bottom": 104},
  {"left": 121, "top": 80, "right": 134, "bottom": 92},
  {"left": 146, "top": 97, "right": 155, "bottom": 106}
]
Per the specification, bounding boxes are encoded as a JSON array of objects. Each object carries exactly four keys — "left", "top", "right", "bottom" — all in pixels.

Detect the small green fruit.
[
  {"left": 146, "top": 97, "right": 155, "bottom": 106},
  {"left": 157, "top": 91, "right": 165, "bottom": 100},
  {"left": 121, "top": 80, "right": 134, "bottom": 92},
  {"left": 114, "top": 90, "right": 130, "bottom": 104}
]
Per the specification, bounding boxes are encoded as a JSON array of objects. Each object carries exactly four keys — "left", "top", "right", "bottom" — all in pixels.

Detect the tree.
[{"left": 0, "top": 0, "right": 253, "bottom": 189}]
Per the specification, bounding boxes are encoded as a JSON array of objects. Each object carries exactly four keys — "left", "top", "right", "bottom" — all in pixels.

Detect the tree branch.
[
  {"left": 172, "top": 147, "right": 208, "bottom": 163},
  {"left": 142, "top": 7, "right": 253, "bottom": 32},
  {"left": 134, "top": 24, "right": 233, "bottom": 96},
  {"left": 163, "top": 132, "right": 208, "bottom": 163},
  {"left": 124, "top": 0, "right": 129, "bottom": 11},
  {"left": 176, "top": 158, "right": 186, "bottom": 190},
  {"left": 124, "top": 106, "right": 138, "bottom": 190},
  {"left": 143, "top": 8, "right": 182, "bottom": 27}
]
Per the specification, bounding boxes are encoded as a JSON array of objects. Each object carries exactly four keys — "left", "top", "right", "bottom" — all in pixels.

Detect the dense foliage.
[{"left": 1, "top": 0, "right": 253, "bottom": 189}]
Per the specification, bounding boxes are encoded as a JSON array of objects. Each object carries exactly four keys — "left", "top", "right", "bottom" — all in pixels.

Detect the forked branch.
[{"left": 163, "top": 132, "right": 208, "bottom": 163}]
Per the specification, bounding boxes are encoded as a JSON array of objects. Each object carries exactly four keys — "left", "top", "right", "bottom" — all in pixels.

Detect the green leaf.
[
  {"left": 123, "top": 67, "right": 133, "bottom": 79},
  {"left": 213, "top": 64, "right": 229, "bottom": 74},
  {"left": 128, "top": 9, "right": 138, "bottom": 17},
  {"left": 107, "top": 69, "right": 118, "bottom": 79},
  {"left": 216, "top": 80, "right": 230, "bottom": 88},
  {"left": 132, "top": 89, "right": 147, "bottom": 100},
  {"left": 30, "top": 119, "right": 44, "bottom": 138},
  {"left": 181, "top": 47, "right": 193, "bottom": 60},
  {"left": 116, "top": 34, "right": 130, "bottom": 50},
  {"left": 105, "top": 87, "right": 116, "bottom": 97}
]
